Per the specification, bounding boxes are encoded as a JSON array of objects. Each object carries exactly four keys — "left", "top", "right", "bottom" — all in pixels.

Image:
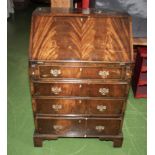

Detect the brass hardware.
[
  {"left": 31, "top": 64, "right": 35, "bottom": 68},
  {"left": 95, "top": 126, "right": 105, "bottom": 132},
  {"left": 84, "top": 134, "right": 87, "bottom": 138},
  {"left": 98, "top": 70, "right": 109, "bottom": 78},
  {"left": 79, "top": 84, "right": 82, "bottom": 88},
  {"left": 97, "top": 105, "right": 107, "bottom": 112},
  {"left": 53, "top": 125, "right": 63, "bottom": 131},
  {"left": 78, "top": 120, "right": 81, "bottom": 123},
  {"left": 120, "top": 62, "right": 125, "bottom": 66},
  {"left": 52, "top": 104, "right": 62, "bottom": 111},
  {"left": 32, "top": 72, "right": 35, "bottom": 75},
  {"left": 126, "top": 72, "right": 131, "bottom": 77},
  {"left": 50, "top": 69, "right": 61, "bottom": 77},
  {"left": 37, "top": 61, "right": 44, "bottom": 64},
  {"left": 80, "top": 18, "right": 83, "bottom": 22},
  {"left": 79, "top": 100, "right": 82, "bottom": 103},
  {"left": 80, "top": 68, "right": 82, "bottom": 72},
  {"left": 99, "top": 88, "right": 109, "bottom": 95},
  {"left": 51, "top": 87, "right": 62, "bottom": 95},
  {"left": 126, "top": 68, "right": 132, "bottom": 78}
]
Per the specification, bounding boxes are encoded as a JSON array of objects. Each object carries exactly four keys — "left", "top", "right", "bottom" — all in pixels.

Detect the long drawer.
[
  {"left": 30, "top": 65, "right": 125, "bottom": 80},
  {"left": 32, "top": 82, "right": 128, "bottom": 97},
  {"left": 33, "top": 98, "right": 124, "bottom": 116},
  {"left": 36, "top": 117, "right": 121, "bottom": 136}
]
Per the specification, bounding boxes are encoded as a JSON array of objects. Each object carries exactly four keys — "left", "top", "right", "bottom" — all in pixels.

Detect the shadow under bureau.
[{"left": 29, "top": 7, "right": 133, "bottom": 147}]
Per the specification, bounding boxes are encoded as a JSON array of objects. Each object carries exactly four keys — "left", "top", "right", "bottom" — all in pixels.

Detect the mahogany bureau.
[{"left": 29, "top": 7, "right": 133, "bottom": 147}]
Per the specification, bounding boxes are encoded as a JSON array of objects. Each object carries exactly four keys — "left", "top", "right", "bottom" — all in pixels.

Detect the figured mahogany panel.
[
  {"left": 86, "top": 118, "right": 121, "bottom": 136},
  {"left": 33, "top": 82, "right": 128, "bottom": 97},
  {"left": 30, "top": 13, "right": 132, "bottom": 62},
  {"left": 36, "top": 117, "right": 85, "bottom": 136}
]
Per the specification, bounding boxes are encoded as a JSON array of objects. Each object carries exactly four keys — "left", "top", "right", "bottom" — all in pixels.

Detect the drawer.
[
  {"left": 88, "top": 99, "right": 124, "bottom": 115},
  {"left": 35, "top": 66, "right": 123, "bottom": 80},
  {"left": 36, "top": 117, "right": 85, "bottom": 136},
  {"left": 34, "top": 99, "right": 86, "bottom": 115},
  {"left": 33, "top": 82, "right": 128, "bottom": 97},
  {"left": 86, "top": 118, "right": 121, "bottom": 136},
  {"left": 33, "top": 98, "right": 124, "bottom": 116},
  {"left": 36, "top": 117, "right": 121, "bottom": 136}
]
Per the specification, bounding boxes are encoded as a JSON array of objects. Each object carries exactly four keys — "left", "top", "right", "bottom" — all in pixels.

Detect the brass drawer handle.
[
  {"left": 52, "top": 104, "right": 62, "bottom": 111},
  {"left": 97, "top": 105, "right": 107, "bottom": 112},
  {"left": 51, "top": 87, "right": 62, "bottom": 95},
  {"left": 99, "top": 88, "right": 109, "bottom": 95},
  {"left": 98, "top": 71, "right": 109, "bottom": 78},
  {"left": 95, "top": 126, "right": 105, "bottom": 132},
  {"left": 50, "top": 69, "right": 61, "bottom": 77},
  {"left": 53, "top": 125, "right": 63, "bottom": 131}
]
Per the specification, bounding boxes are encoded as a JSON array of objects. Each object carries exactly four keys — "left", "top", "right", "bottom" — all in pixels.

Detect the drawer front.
[
  {"left": 86, "top": 118, "right": 121, "bottom": 136},
  {"left": 36, "top": 117, "right": 85, "bottom": 136},
  {"left": 34, "top": 99, "right": 124, "bottom": 116},
  {"left": 88, "top": 100, "right": 124, "bottom": 115},
  {"left": 33, "top": 83, "right": 128, "bottom": 97},
  {"left": 37, "top": 66, "right": 123, "bottom": 80},
  {"left": 34, "top": 99, "right": 86, "bottom": 115}
]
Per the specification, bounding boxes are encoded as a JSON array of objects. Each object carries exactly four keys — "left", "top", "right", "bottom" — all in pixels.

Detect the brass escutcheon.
[
  {"left": 53, "top": 125, "right": 63, "bottom": 131},
  {"left": 51, "top": 87, "right": 62, "bottom": 95},
  {"left": 99, "top": 88, "right": 109, "bottom": 95},
  {"left": 97, "top": 105, "right": 107, "bottom": 112},
  {"left": 98, "top": 70, "right": 109, "bottom": 78},
  {"left": 95, "top": 126, "right": 105, "bottom": 132},
  {"left": 52, "top": 104, "right": 62, "bottom": 111}
]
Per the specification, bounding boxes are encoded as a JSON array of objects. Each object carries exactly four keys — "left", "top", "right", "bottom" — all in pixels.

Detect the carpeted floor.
[{"left": 7, "top": 3, "right": 147, "bottom": 155}]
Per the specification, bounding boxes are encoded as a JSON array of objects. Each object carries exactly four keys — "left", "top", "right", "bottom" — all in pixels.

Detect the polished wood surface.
[
  {"left": 33, "top": 98, "right": 124, "bottom": 116},
  {"left": 29, "top": 62, "right": 133, "bottom": 81},
  {"left": 37, "top": 117, "right": 85, "bottom": 136},
  {"left": 29, "top": 8, "right": 133, "bottom": 62},
  {"left": 86, "top": 118, "right": 121, "bottom": 136},
  {"left": 29, "top": 7, "right": 133, "bottom": 147},
  {"left": 33, "top": 82, "right": 128, "bottom": 97},
  {"left": 36, "top": 116, "right": 121, "bottom": 136},
  {"left": 35, "top": 65, "right": 122, "bottom": 79}
]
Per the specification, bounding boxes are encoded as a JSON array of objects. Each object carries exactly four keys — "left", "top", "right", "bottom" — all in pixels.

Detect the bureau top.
[{"left": 33, "top": 7, "right": 130, "bottom": 18}]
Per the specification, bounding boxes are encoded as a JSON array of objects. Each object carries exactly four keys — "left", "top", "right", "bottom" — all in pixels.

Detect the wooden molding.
[
  {"left": 133, "top": 37, "right": 147, "bottom": 46},
  {"left": 51, "top": 0, "right": 73, "bottom": 8}
]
